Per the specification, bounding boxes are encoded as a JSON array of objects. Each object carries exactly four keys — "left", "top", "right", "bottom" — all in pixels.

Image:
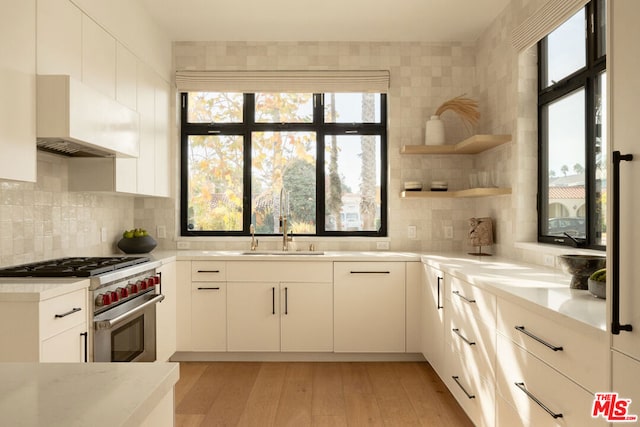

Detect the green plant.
[{"left": 590, "top": 268, "right": 606, "bottom": 282}]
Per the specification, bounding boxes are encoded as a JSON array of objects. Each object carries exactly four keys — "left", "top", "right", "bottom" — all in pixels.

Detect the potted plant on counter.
[{"left": 588, "top": 268, "right": 606, "bottom": 299}]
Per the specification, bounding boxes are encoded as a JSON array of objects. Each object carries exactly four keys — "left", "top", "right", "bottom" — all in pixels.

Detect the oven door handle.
[{"left": 95, "top": 294, "right": 164, "bottom": 330}]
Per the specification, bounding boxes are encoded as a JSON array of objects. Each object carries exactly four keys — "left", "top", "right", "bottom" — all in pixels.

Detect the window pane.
[
  {"left": 324, "top": 135, "right": 381, "bottom": 232},
  {"left": 251, "top": 131, "right": 316, "bottom": 234},
  {"left": 596, "top": 0, "right": 607, "bottom": 58},
  {"left": 544, "top": 89, "right": 586, "bottom": 238},
  {"left": 187, "top": 92, "right": 243, "bottom": 123},
  {"left": 544, "top": 8, "right": 586, "bottom": 87},
  {"left": 187, "top": 135, "right": 244, "bottom": 231},
  {"left": 324, "top": 93, "right": 382, "bottom": 123},
  {"left": 255, "top": 93, "right": 313, "bottom": 123},
  {"left": 595, "top": 71, "right": 607, "bottom": 246}
]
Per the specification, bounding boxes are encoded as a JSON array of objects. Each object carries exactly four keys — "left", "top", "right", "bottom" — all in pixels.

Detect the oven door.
[{"left": 93, "top": 293, "right": 164, "bottom": 362}]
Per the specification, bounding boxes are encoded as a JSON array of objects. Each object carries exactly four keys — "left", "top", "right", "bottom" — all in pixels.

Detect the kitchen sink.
[{"left": 241, "top": 251, "right": 325, "bottom": 256}]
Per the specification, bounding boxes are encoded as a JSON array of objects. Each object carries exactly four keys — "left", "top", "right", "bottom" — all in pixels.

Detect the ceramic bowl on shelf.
[
  {"left": 557, "top": 254, "right": 606, "bottom": 290},
  {"left": 403, "top": 181, "right": 423, "bottom": 191},
  {"left": 117, "top": 235, "right": 157, "bottom": 254}
]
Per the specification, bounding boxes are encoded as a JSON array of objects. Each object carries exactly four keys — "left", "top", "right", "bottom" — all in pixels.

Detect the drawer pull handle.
[
  {"left": 80, "top": 332, "right": 88, "bottom": 363},
  {"left": 452, "top": 376, "right": 475, "bottom": 399},
  {"left": 452, "top": 290, "right": 476, "bottom": 304},
  {"left": 437, "top": 276, "right": 443, "bottom": 310},
  {"left": 272, "top": 287, "right": 276, "bottom": 315},
  {"left": 54, "top": 307, "right": 82, "bottom": 318},
  {"left": 515, "top": 326, "right": 563, "bottom": 351},
  {"left": 515, "top": 382, "right": 563, "bottom": 419},
  {"left": 197, "top": 287, "right": 220, "bottom": 290},
  {"left": 452, "top": 328, "right": 476, "bottom": 346},
  {"left": 197, "top": 270, "right": 220, "bottom": 273},
  {"left": 350, "top": 271, "right": 390, "bottom": 274},
  {"left": 285, "top": 287, "right": 288, "bottom": 315}
]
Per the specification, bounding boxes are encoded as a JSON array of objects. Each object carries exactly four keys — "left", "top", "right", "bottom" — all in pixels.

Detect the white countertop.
[
  {"left": 0, "top": 362, "right": 179, "bottom": 427},
  {"left": 175, "top": 249, "right": 421, "bottom": 261},
  {"left": 421, "top": 253, "right": 607, "bottom": 332},
  {"left": 0, "top": 277, "right": 89, "bottom": 302}
]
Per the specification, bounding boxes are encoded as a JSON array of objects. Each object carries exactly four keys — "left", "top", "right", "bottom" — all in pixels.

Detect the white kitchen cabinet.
[
  {"left": 191, "top": 282, "right": 227, "bottom": 351},
  {"left": 36, "top": 0, "right": 82, "bottom": 79},
  {"left": 0, "top": 0, "right": 36, "bottom": 182},
  {"left": 155, "top": 261, "right": 177, "bottom": 362},
  {"left": 405, "top": 262, "right": 421, "bottom": 353},
  {"left": 136, "top": 64, "right": 156, "bottom": 196},
  {"left": 81, "top": 14, "right": 116, "bottom": 98},
  {"left": 116, "top": 43, "right": 138, "bottom": 112},
  {"left": 175, "top": 260, "right": 192, "bottom": 351},
  {"left": 496, "top": 297, "right": 607, "bottom": 393},
  {"left": 334, "top": 262, "right": 405, "bottom": 352},
  {"left": 187, "top": 261, "right": 227, "bottom": 352},
  {"left": 0, "top": 286, "right": 88, "bottom": 362},
  {"left": 421, "top": 263, "right": 445, "bottom": 375},
  {"left": 496, "top": 333, "right": 600, "bottom": 426},
  {"left": 610, "top": 0, "right": 640, "bottom": 391},
  {"left": 442, "top": 275, "right": 496, "bottom": 427},
  {"left": 154, "top": 77, "right": 171, "bottom": 197},
  {"left": 227, "top": 281, "right": 280, "bottom": 352},
  {"left": 611, "top": 351, "right": 640, "bottom": 421},
  {"left": 280, "top": 282, "right": 333, "bottom": 352}
]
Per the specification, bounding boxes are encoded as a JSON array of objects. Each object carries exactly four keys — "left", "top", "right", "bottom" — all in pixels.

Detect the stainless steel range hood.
[{"left": 36, "top": 75, "right": 139, "bottom": 158}]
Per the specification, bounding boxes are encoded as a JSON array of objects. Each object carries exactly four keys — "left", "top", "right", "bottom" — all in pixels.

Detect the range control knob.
[
  {"left": 116, "top": 287, "right": 128, "bottom": 299},
  {"left": 153, "top": 275, "right": 160, "bottom": 285},
  {"left": 138, "top": 279, "right": 147, "bottom": 290},
  {"left": 95, "top": 293, "right": 111, "bottom": 307},
  {"left": 146, "top": 277, "right": 155, "bottom": 288},
  {"left": 127, "top": 282, "right": 138, "bottom": 294},
  {"left": 110, "top": 290, "right": 119, "bottom": 302}
]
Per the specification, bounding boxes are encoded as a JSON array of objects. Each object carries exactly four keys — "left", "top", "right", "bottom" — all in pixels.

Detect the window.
[
  {"left": 181, "top": 92, "right": 387, "bottom": 237},
  {"left": 538, "top": 0, "right": 606, "bottom": 249}
]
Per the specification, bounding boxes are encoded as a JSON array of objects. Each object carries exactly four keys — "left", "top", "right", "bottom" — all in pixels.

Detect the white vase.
[{"left": 425, "top": 115, "right": 445, "bottom": 145}]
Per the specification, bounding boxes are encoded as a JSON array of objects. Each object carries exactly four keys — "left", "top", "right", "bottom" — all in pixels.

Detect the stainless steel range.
[{"left": 0, "top": 256, "right": 163, "bottom": 362}]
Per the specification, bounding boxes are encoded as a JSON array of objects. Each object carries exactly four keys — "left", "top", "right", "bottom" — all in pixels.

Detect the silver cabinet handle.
[
  {"left": 515, "top": 326, "right": 563, "bottom": 351},
  {"left": 55, "top": 307, "right": 82, "bottom": 318},
  {"left": 452, "top": 290, "right": 476, "bottom": 303},
  {"left": 515, "top": 382, "right": 563, "bottom": 419},
  {"left": 452, "top": 376, "right": 475, "bottom": 399},
  {"left": 452, "top": 328, "right": 476, "bottom": 346}
]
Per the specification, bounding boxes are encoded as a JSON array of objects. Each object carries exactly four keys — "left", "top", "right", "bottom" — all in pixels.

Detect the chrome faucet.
[
  {"left": 279, "top": 187, "right": 292, "bottom": 251},
  {"left": 249, "top": 224, "right": 258, "bottom": 251}
]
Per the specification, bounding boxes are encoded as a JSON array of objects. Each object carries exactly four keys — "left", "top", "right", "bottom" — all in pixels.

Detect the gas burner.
[{"left": 0, "top": 256, "right": 151, "bottom": 278}]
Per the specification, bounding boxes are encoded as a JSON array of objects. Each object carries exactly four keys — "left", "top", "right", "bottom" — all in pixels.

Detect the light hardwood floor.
[{"left": 174, "top": 361, "right": 473, "bottom": 426}]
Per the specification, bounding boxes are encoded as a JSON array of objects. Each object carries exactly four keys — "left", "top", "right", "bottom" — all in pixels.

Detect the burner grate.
[{"left": 0, "top": 256, "right": 151, "bottom": 278}]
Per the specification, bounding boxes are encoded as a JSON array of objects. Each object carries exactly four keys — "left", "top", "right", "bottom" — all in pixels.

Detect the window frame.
[
  {"left": 537, "top": 0, "right": 606, "bottom": 250},
  {"left": 180, "top": 92, "right": 388, "bottom": 237}
]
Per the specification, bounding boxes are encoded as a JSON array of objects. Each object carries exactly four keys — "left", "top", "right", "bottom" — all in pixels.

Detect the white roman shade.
[
  {"left": 175, "top": 70, "right": 390, "bottom": 93},
  {"left": 511, "top": 0, "right": 589, "bottom": 52}
]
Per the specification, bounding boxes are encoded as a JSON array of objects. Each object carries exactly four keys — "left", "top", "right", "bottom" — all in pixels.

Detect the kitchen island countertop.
[{"left": 0, "top": 362, "right": 179, "bottom": 427}]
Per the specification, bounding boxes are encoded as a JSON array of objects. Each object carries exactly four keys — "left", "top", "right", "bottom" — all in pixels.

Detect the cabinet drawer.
[
  {"left": 496, "top": 334, "right": 601, "bottom": 427},
  {"left": 447, "top": 302, "right": 496, "bottom": 378},
  {"left": 444, "top": 347, "right": 495, "bottom": 427},
  {"left": 40, "top": 288, "right": 87, "bottom": 340},
  {"left": 191, "top": 261, "right": 226, "bottom": 282},
  {"left": 41, "top": 322, "right": 87, "bottom": 362},
  {"left": 496, "top": 297, "right": 607, "bottom": 393},
  {"left": 446, "top": 276, "right": 496, "bottom": 329},
  {"left": 228, "top": 261, "right": 332, "bottom": 282}
]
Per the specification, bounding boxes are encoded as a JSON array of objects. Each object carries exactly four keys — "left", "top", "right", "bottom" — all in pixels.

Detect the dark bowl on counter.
[
  {"left": 117, "top": 235, "right": 157, "bottom": 254},
  {"left": 557, "top": 254, "right": 606, "bottom": 290}
]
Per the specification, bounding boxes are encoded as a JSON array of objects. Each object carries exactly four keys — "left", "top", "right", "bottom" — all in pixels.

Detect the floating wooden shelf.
[
  {"left": 400, "top": 134, "right": 512, "bottom": 155},
  {"left": 400, "top": 187, "right": 512, "bottom": 199}
]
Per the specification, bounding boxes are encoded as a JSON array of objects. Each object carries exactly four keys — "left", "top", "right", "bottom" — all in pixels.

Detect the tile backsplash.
[{"left": 0, "top": 152, "right": 134, "bottom": 268}]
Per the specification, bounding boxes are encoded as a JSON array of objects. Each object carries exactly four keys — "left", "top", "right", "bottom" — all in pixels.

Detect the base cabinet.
[
  {"left": 611, "top": 350, "right": 640, "bottom": 421},
  {"left": 334, "top": 262, "right": 406, "bottom": 352},
  {"left": 191, "top": 282, "right": 227, "bottom": 351},
  {"left": 280, "top": 282, "right": 333, "bottom": 352},
  {"left": 421, "top": 264, "right": 445, "bottom": 375},
  {"left": 155, "top": 261, "right": 177, "bottom": 361},
  {"left": 227, "top": 282, "right": 280, "bottom": 352},
  {"left": 0, "top": 286, "right": 88, "bottom": 362}
]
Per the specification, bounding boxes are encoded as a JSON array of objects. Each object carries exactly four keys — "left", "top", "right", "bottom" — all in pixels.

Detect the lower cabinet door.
[
  {"left": 496, "top": 333, "right": 602, "bottom": 426},
  {"left": 191, "top": 282, "right": 226, "bottom": 351},
  {"left": 227, "top": 282, "right": 280, "bottom": 351},
  {"left": 41, "top": 323, "right": 87, "bottom": 362},
  {"left": 280, "top": 282, "right": 333, "bottom": 352}
]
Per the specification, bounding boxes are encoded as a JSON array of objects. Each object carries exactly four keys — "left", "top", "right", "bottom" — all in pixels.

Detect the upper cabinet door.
[
  {"left": 36, "top": 0, "right": 82, "bottom": 79},
  {"left": 0, "top": 0, "right": 36, "bottom": 182},
  {"left": 116, "top": 43, "right": 138, "bottom": 111},
  {"left": 82, "top": 15, "right": 116, "bottom": 98}
]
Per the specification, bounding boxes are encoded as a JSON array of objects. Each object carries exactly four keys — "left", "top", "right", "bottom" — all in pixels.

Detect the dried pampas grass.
[{"left": 434, "top": 95, "right": 480, "bottom": 127}]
